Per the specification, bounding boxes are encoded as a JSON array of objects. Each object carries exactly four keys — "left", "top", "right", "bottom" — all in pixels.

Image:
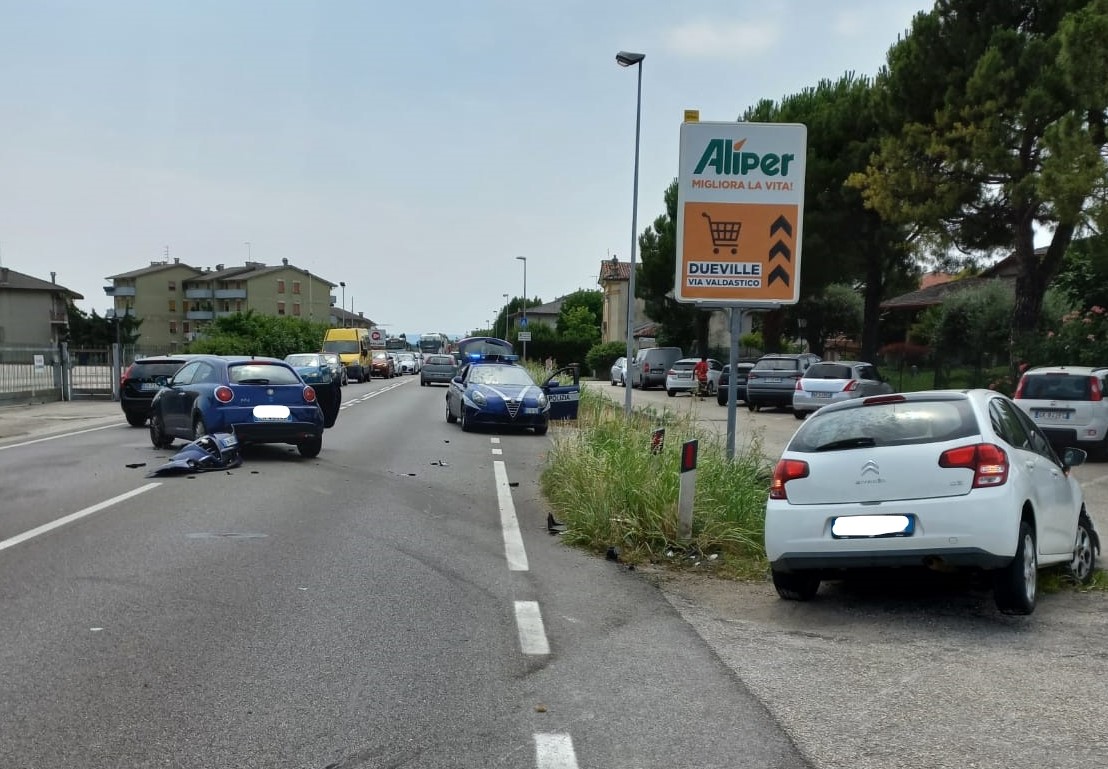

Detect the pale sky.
[{"left": 0, "top": 0, "right": 930, "bottom": 339}]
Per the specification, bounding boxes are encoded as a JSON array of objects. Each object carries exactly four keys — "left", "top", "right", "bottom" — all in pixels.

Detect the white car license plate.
[
  {"left": 765, "top": 377, "right": 782, "bottom": 383},
  {"left": 813, "top": 392, "right": 832, "bottom": 399},
  {"left": 523, "top": 407, "right": 540, "bottom": 415},
  {"left": 140, "top": 382, "right": 159, "bottom": 391},
  {"left": 253, "top": 404, "right": 291, "bottom": 421},
  {"left": 1033, "top": 409, "right": 1070, "bottom": 420},
  {"left": 831, "top": 515, "right": 914, "bottom": 538}
]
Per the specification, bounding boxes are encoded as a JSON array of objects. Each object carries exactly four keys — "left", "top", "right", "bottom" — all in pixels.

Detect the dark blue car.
[
  {"left": 149, "top": 355, "right": 326, "bottom": 458},
  {"left": 445, "top": 359, "right": 580, "bottom": 434}
]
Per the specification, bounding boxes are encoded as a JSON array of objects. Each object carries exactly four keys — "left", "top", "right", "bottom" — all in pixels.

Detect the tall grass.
[{"left": 542, "top": 388, "right": 773, "bottom": 575}]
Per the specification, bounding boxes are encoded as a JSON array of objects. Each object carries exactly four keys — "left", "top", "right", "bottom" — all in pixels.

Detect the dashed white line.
[
  {"left": 534, "top": 733, "right": 578, "bottom": 768},
  {"left": 494, "top": 460, "right": 528, "bottom": 571},
  {"left": 490, "top": 437, "right": 501, "bottom": 444},
  {"left": 0, "top": 482, "right": 161, "bottom": 553},
  {"left": 492, "top": 448, "right": 503, "bottom": 455},
  {"left": 514, "top": 601, "right": 551, "bottom": 655}
]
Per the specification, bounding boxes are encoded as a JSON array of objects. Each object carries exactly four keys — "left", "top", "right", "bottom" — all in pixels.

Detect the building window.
[
  {"left": 236, "top": 300, "right": 243, "bottom": 312},
  {"left": 169, "top": 321, "right": 178, "bottom": 334},
  {"left": 293, "top": 302, "right": 301, "bottom": 317},
  {"left": 183, "top": 322, "right": 190, "bottom": 334},
  {"left": 168, "top": 299, "right": 176, "bottom": 312},
  {"left": 277, "top": 280, "right": 286, "bottom": 293},
  {"left": 292, "top": 281, "right": 301, "bottom": 295},
  {"left": 168, "top": 280, "right": 176, "bottom": 291},
  {"left": 277, "top": 301, "right": 286, "bottom": 315}
]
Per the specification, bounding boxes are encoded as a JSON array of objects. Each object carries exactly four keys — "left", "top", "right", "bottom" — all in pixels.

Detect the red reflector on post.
[{"left": 681, "top": 440, "right": 698, "bottom": 473}]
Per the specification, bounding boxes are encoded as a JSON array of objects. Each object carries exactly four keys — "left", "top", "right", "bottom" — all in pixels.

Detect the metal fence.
[{"left": 0, "top": 344, "right": 175, "bottom": 402}]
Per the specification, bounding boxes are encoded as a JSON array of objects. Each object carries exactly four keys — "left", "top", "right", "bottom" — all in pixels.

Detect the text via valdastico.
[{"left": 686, "top": 261, "right": 761, "bottom": 288}]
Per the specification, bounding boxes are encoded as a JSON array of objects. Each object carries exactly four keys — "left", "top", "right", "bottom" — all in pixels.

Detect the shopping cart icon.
[{"left": 702, "top": 212, "right": 741, "bottom": 254}]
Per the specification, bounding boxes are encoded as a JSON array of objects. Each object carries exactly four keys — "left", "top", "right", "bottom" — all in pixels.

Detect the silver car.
[
  {"left": 610, "top": 356, "right": 627, "bottom": 386},
  {"left": 792, "top": 360, "right": 892, "bottom": 419}
]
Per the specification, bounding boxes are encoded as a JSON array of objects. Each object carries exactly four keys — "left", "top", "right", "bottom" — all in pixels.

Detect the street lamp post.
[
  {"left": 501, "top": 293, "right": 509, "bottom": 340},
  {"left": 515, "top": 256, "right": 527, "bottom": 360},
  {"left": 339, "top": 281, "right": 346, "bottom": 327},
  {"left": 616, "top": 50, "right": 645, "bottom": 416}
]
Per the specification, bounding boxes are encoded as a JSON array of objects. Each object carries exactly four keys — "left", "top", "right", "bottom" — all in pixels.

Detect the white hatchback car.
[
  {"left": 792, "top": 360, "right": 893, "bottom": 419},
  {"left": 665, "top": 357, "right": 722, "bottom": 397},
  {"left": 764, "top": 389, "right": 1099, "bottom": 615},
  {"left": 1013, "top": 365, "right": 1108, "bottom": 457}
]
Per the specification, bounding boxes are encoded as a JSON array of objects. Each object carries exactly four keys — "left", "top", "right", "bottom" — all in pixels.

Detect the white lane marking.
[
  {"left": 338, "top": 379, "right": 411, "bottom": 409},
  {"left": 492, "top": 448, "right": 503, "bottom": 455},
  {"left": 514, "top": 601, "right": 551, "bottom": 655},
  {"left": 534, "top": 733, "right": 578, "bottom": 768},
  {"left": 490, "top": 437, "right": 501, "bottom": 444},
  {"left": 0, "top": 482, "right": 161, "bottom": 553},
  {"left": 494, "top": 460, "right": 528, "bottom": 571},
  {"left": 0, "top": 422, "right": 120, "bottom": 451}
]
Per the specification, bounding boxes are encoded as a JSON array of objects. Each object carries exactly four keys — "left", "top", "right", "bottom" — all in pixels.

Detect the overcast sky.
[{"left": 0, "top": 0, "right": 930, "bottom": 339}]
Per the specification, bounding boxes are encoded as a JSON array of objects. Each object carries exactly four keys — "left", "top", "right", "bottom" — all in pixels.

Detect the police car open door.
[{"left": 543, "top": 365, "right": 581, "bottom": 421}]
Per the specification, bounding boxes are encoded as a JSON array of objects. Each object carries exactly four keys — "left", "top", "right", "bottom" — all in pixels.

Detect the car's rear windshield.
[
  {"left": 805, "top": 363, "right": 853, "bottom": 379},
  {"left": 229, "top": 363, "right": 300, "bottom": 385},
  {"left": 427, "top": 355, "right": 455, "bottom": 365},
  {"left": 755, "top": 358, "right": 801, "bottom": 371},
  {"left": 128, "top": 361, "right": 188, "bottom": 378},
  {"left": 787, "top": 398, "right": 977, "bottom": 452},
  {"left": 286, "top": 354, "right": 321, "bottom": 367},
  {"left": 672, "top": 361, "right": 695, "bottom": 370},
  {"left": 1021, "top": 374, "right": 1093, "bottom": 400}
]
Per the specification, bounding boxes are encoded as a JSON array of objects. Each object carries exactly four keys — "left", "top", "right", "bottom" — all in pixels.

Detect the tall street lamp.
[
  {"left": 501, "top": 292, "right": 509, "bottom": 340},
  {"left": 339, "top": 281, "right": 346, "bottom": 327},
  {"left": 515, "top": 256, "right": 528, "bottom": 360},
  {"left": 616, "top": 50, "right": 644, "bottom": 416}
]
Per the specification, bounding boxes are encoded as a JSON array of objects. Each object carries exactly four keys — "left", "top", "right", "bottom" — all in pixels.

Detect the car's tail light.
[
  {"left": 1090, "top": 376, "right": 1103, "bottom": 401},
  {"left": 864, "top": 394, "right": 906, "bottom": 406},
  {"left": 842, "top": 379, "right": 859, "bottom": 392},
  {"left": 121, "top": 364, "right": 133, "bottom": 387},
  {"left": 667, "top": 369, "right": 675, "bottom": 376},
  {"left": 770, "top": 459, "right": 809, "bottom": 500},
  {"left": 303, "top": 386, "right": 317, "bottom": 403},
  {"left": 643, "top": 363, "right": 651, "bottom": 373},
  {"left": 938, "top": 443, "right": 1009, "bottom": 488},
  {"left": 214, "top": 386, "right": 234, "bottom": 403},
  {"left": 794, "top": 379, "right": 804, "bottom": 391},
  {"left": 1013, "top": 376, "right": 1027, "bottom": 399}
]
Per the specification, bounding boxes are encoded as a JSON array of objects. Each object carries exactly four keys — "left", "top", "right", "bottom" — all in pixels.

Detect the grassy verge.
[
  {"left": 541, "top": 388, "right": 773, "bottom": 579},
  {"left": 541, "top": 386, "right": 1108, "bottom": 592}
]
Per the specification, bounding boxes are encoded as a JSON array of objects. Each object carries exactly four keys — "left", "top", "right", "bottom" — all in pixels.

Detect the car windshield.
[
  {"left": 373, "top": 352, "right": 388, "bottom": 361},
  {"left": 286, "top": 354, "right": 322, "bottom": 367},
  {"left": 672, "top": 361, "right": 696, "bottom": 370},
  {"left": 229, "top": 363, "right": 301, "bottom": 385},
  {"left": 787, "top": 398, "right": 977, "bottom": 452},
  {"left": 469, "top": 365, "right": 534, "bottom": 386},
  {"left": 1022, "top": 374, "right": 1092, "bottom": 400},
  {"left": 805, "top": 363, "right": 854, "bottom": 379},
  {"left": 322, "top": 340, "right": 359, "bottom": 354}
]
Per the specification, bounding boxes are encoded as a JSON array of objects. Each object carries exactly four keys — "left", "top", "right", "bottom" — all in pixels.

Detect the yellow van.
[{"left": 322, "top": 328, "right": 372, "bottom": 382}]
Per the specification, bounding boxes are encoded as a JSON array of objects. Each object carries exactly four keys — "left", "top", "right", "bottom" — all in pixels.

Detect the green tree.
[
  {"left": 928, "top": 281, "right": 1015, "bottom": 386},
  {"left": 850, "top": 0, "right": 1108, "bottom": 361},
  {"left": 788, "top": 284, "right": 864, "bottom": 357},
  {"left": 555, "top": 290, "right": 602, "bottom": 335},
  {"left": 187, "top": 311, "right": 328, "bottom": 358}
]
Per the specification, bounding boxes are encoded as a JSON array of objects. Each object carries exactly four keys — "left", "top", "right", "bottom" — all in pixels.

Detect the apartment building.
[
  {"left": 0, "top": 267, "right": 82, "bottom": 347},
  {"left": 105, "top": 258, "right": 339, "bottom": 349}
]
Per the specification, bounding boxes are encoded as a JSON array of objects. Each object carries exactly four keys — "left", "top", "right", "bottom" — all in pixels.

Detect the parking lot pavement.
[{"left": 0, "top": 397, "right": 122, "bottom": 443}]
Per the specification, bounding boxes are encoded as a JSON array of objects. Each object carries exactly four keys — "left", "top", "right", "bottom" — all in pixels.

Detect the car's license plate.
[
  {"left": 253, "top": 404, "right": 291, "bottom": 421},
  {"left": 140, "top": 382, "right": 158, "bottom": 391},
  {"left": 813, "top": 392, "right": 832, "bottom": 399},
  {"left": 765, "top": 377, "right": 782, "bottom": 383},
  {"left": 1033, "top": 409, "right": 1071, "bottom": 420},
  {"left": 523, "top": 407, "right": 539, "bottom": 414},
  {"left": 831, "top": 515, "right": 914, "bottom": 538}
]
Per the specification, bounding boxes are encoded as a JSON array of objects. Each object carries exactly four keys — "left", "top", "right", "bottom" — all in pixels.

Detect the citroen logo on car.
[{"left": 861, "top": 460, "right": 880, "bottom": 477}]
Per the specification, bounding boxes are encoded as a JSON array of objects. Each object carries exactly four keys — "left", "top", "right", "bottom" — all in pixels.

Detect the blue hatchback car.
[{"left": 149, "top": 355, "right": 326, "bottom": 457}]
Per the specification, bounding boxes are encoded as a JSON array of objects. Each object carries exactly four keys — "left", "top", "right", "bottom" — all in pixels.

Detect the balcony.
[
  {"left": 185, "top": 288, "right": 213, "bottom": 299},
  {"left": 186, "top": 310, "right": 215, "bottom": 321},
  {"left": 49, "top": 310, "right": 68, "bottom": 324},
  {"left": 103, "top": 285, "right": 136, "bottom": 297},
  {"left": 215, "top": 310, "right": 237, "bottom": 318},
  {"left": 214, "top": 288, "right": 247, "bottom": 299}
]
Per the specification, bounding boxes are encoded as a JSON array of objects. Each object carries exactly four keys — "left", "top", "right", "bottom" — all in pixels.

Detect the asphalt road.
[{"left": 0, "top": 377, "right": 806, "bottom": 769}]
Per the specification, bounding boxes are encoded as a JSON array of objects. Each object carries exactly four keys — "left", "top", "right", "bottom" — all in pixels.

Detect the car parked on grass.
[
  {"left": 120, "top": 354, "right": 201, "bottom": 426},
  {"left": 716, "top": 361, "right": 757, "bottom": 407},
  {"left": 665, "top": 357, "right": 722, "bottom": 397},
  {"left": 792, "top": 361, "right": 893, "bottom": 419},
  {"left": 148, "top": 355, "right": 326, "bottom": 458},
  {"left": 746, "top": 353, "right": 821, "bottom": 411},
  {"left": 1014, "top": 365, "right": 1108, "bottom": 458},
  {"left": 610, "top": 356, "right": 627, "bottom": 387},
  {"left": 764, "top": 389, "right": 1100, "bottom": 615},
  {"left": 421, "top": 354, "right": 458, "bottom": 386}
]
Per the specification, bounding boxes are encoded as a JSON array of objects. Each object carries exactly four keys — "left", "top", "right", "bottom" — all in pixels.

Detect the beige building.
[
  {"left": 105, "top": 258, "right": 340, "bottom": 350},
  {"left": 0, "top": 267, "right": 82, "bottom": 347}
]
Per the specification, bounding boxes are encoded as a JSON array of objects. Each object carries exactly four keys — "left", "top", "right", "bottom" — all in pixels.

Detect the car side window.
[
  {"left": 858, "top": 365, "right": 879, "bottom": 380},
  {"left": 1010, "top": 403, "right": 1062, "bottom": 464},
  {"left": 989, "top": 399, "right": 1032, "bottom": 451},
  {"left": 171, "top": 361, "right": 201, "bottom": 386}
]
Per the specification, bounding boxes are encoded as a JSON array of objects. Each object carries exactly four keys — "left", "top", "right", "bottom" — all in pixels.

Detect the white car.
[
  {"left": 610, "top": 356, "right": 627, "bottom": 386},
  {"left": 792, "top": 360, "right": 893, "bottom": 419},
  {"left": 665, "top": 357, "right": 722, "bottom": 397},
  {"left": 764, "top": 389, "right": 1099, "bottom": 615},
  {"left": 1014, "top": 365, "right": 1108, "bottom": 457},
  {"left": 396, "top": 352, "right": 420, "bottom": 375}
]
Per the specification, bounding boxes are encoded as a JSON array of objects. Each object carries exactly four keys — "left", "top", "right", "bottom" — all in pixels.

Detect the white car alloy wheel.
[{"left": 1071, "top": 516, "right": 1097, "bottom": 583}]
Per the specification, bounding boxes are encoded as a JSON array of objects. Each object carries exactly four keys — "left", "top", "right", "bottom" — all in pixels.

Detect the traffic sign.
[
  {"left": 371, "top": 330, "right": 382, "bottom": 341},
  {"left": 674, "top": 121, "right": 806, "bottom": 306},
  {"left": 518, "top": 331, "right": 531, "bottom": 341},
  {"left": 519, "top": 317, "right": 528, "bottom": 328}
]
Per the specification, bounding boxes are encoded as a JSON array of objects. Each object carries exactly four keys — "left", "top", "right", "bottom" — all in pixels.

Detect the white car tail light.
[
  {"left": 938, "top": 443, "right": 1009, "bottom": 488},
  {"left": 770, "top": 459, "right": 810, "bottom": 500},
  {"left": 842, "top": 379, "right": 859, "bottom": 392}
]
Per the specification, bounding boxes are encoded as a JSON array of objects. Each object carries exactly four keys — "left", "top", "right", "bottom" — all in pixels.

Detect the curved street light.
[{"left": 616, "top": 50, "right": 645, "bottom": 416}]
